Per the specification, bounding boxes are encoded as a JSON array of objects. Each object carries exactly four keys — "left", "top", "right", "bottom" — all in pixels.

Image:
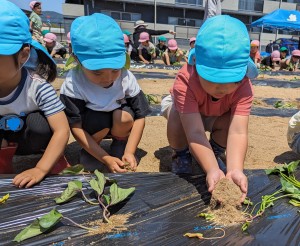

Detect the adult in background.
[
  {"left": 204, "top": 0, "right": 224, "bottom": 20},
  {"left": 131, "top": 20, "right": 175, "bottom": 61}
]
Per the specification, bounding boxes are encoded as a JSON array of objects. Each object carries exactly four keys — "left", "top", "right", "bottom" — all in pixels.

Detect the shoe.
[
  {"left": 50, "top": 155, "right": 71, "bottom": 174},
  {"left": 110, "top": 139, "right": 127, "bottom": 160},
  {"left": 79, "top": 149, "right": 108, "bottom": 172},
  {"left": 0, "top": 144, "right": 17, "bottom": 174},
  {"left": 171, "top": 151, "right": 192, "bottom": 174}
]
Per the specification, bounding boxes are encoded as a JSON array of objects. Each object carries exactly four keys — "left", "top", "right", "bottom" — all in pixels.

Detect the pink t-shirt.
[
  {"left": 171, "top": 64, "right": 254, "bottom": 117},
  {"left": 250, "top": 51, "right": 261, "bottom": 63}
]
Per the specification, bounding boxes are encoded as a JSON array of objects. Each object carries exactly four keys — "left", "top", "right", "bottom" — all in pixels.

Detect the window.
[
  {"left": 168, "top": 17, "right": 202, "bottom": 27},
  {"left": 175, "top": 0, "right": 203, "bottom": 6},
  {"left": 238, "top": 0, "right": 263, "bottom": 12},
  {"left": 100, "top": 10, "right": 141, "bottom": 21}
]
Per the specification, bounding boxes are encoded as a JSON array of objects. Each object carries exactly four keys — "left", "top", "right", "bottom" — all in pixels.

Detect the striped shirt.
[{"left": 0, "top": 68, "right": 65, "bottom": 117}]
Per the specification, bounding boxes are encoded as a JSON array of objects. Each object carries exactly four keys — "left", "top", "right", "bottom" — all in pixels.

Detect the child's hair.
[{"left": 12, "top": 44, "right": 57, "bottom": 82}]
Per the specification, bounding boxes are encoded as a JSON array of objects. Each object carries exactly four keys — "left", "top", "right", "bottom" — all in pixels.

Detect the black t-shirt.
[
  {"left": 261, "top": 56, "right": 274, "bottom": 68},
  {"left": 156, "top": 43, "right": 167, "bottom": 52},
  {"left": 132, "top": 27, "right": 169, "bottom": 49}
]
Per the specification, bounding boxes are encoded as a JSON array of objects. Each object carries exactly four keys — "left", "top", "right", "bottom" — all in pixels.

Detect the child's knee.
[
  {"left": 113, "top": 109, "right": 134, "bottom": 128},
  {"left": 290, "top": 134, "right": 300, "bottom": 155}
]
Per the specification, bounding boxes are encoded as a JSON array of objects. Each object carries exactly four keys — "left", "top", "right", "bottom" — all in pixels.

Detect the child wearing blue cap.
[
  {"left": 161, "top": 15, "right": 258, "bottom": 202},
  {"left": 60, "top": 14, "right": 150, "bottom": 173},
  {"left": 156, "top": 36, "right": 167, "bottom": 57},
  {"left": 0, "top": 1, "right": 70, "bottom": 187}
]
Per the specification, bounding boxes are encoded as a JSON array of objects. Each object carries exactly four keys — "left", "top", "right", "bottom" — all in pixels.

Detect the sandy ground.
[{"left": 13, "top": 64, "right": 300, "bottom": 173}]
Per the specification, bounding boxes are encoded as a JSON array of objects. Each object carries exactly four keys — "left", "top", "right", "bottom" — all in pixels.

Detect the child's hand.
[
  {"left": 13, "top": 167, "right": 47, "bottom": 188},
  {"left": 144, "top": 61, "right": 149, "bottom": 64},
  {"left": 104, "top": 156, "right": 127, "bottom": 173},
  {"left": 206, "top": 168, "right": 225, "bottom": 193},
  {"left": 226, "top": 169, "right": 248, "bottom": 203},
  {"left": 122, "top": 152, "right": 137, "bottom": 171}
]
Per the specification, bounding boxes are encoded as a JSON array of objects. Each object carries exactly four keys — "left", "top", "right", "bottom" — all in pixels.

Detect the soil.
[
  {"left": 208, "top": 178, "right": 245, "bottom": 226},
  {"left": 86, "top": 213, "right": 131, "bottom": 235}
]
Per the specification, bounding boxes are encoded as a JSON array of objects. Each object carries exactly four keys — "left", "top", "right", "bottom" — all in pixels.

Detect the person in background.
[
  {"left": 204, "top": 0, "right": 224, "bottom": 20},
  {"left": 124, "top": 34, "right": 133, "bottom": 56},
  {"left": 162, "top": 39, "right": 184, "bottom": 65},
  {"left": 250, "top": 40, "right": 261, "bottom": 68},
  {"left": 161, "top": 16, "right": 258, "bottom": 202},
  {"left": 67, "top": 32, "right": 72, "bottom": 54},
  {"left": 131, "top": 20, "right": 175, "bottom": 61},
  {"left": 138, "top": 32, "right": 156, "bottom": 64},
  {"left": 60, "top": 14, "right": 150, "bottom": 173},
  {"left": 287, "top": 111, "right": 300, "bottom": 156},
  {"left": 261, "top": 50, "right": 281, "bottom": 70},
  {"left": 280, "top": 49, "right": 300, "bottom": 71},
  {"left": 280, "top": 46, "right": 288, "bottom": 60},
  {"left": 0, "top": 0, "right": 70, "bottom": 187},
  {"left": 42, "top": 30, "right": 50, "bottom": 37},
  {"left": 44, "top": 33, "right": 67, "bottom": 59},
  {"left": 156, "top": 36, "right": 168, "bottom": 57},
  {"left": 29, "top": 1, "right": 45, "bottom": 46},
  {"left": 185, "top": 37, "right": 196, "bottom": 62}
]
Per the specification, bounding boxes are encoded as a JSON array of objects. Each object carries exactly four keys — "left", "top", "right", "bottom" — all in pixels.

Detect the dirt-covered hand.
[
  {"left": 104, "top": 156, "right": 127, "bottom": 173},
  {"left": 122, "top": 152, "right": 137, "bottom": 171},
  {"left": 206, "top": 168, "right": 225, "bottom": 193},
  {"left": 13, "top": 167, "right": 47, "bottom": 188},
  {"left": 226, "top": 170, "right": 248, "bottom": 203}
]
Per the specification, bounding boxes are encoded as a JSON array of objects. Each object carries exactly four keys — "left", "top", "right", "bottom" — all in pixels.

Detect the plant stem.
[
  {"left": 81, "top": 190, "right": 99, "bottom": 205},
  {"left": 202, "top": 228, "right": 225, "bottom": 240},
  {"left": 63, "top": 216, "right": 98, "bottom": 232},
  {"left": 97, "top": 194, "right": 111, "bottom": 223}
]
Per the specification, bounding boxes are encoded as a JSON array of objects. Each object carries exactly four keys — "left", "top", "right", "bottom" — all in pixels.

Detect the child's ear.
[{"left": 19, "top": 46, "right": 30, "bottom": 64}]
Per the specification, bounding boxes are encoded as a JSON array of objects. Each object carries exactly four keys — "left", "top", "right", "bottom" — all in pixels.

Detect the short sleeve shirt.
[
  {"left": 171, "top": 64, "right": 254, "bottom": 117},
  {"left": 29, "top": 12, "right": 42, "bottom": 30},
  {"left": 138, "top": 42, "right": 155, "bottom": 53},
  {"left": 250, "top": 51, "right": 261, "bottom": 63}
]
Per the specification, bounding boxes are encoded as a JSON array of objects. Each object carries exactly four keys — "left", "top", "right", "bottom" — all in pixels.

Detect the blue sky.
[{"left": 9, "top": 0, "right": 65, "bottom": 13}]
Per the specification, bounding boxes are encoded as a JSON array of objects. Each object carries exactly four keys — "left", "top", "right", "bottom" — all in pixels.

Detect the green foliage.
[
  {"left": 145, "top": 94, "right": 159, "bottom": 104},
  {"left": 89, "top": 170, "right": 106, "bottom": 196},
  {"left": 196, "top": 213, "right": 215, "bottom": 221},
  {"left": 241, "top": 222, "right": 250, "bottom": 232},
  {"left": 54, "top": 180, "right": 82, "bottom": 204},
  {"left": 13, "top": 209, "right": 62, "bottom": 242},
  {"left": 273, "top": 100, "right": 296, "bottom": 109},
  {"left": 59, "top": 164, "right": 84, "bottom": 175},
  {"left": 109, "top": 183, "right": 135, "bottom": 206},
  {"left": 243, "top": 198, "right": 253, "bottom": 206}
]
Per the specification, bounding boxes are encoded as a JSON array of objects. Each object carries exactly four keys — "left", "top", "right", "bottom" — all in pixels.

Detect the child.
[
  {"left": 44, "top": 33, "right": 67, "bottom": 59},
  {"left": 0, "top": 0, "right": 70, "bottom": 188},
  {"left": 162, "top": 39, "right": 184, "bottom": 65},
  {"left": 250, "top": 40, "right": 261, "bottom": 68},
  {"left": 261, "top": 50, "right": 281, "bottom": 70},
  {"left": 124, "top": 34, "right": 133, "bottom": 56},
  {"left": 67, "top": 32, "right": 72, "bottom": 54},
  {"left": 280, "top": 46, "right": 288, "bottom": 59},
  {"left": 185, "top": 37, "right": 196, "bottom": 63},
  {"left": 287, "top": 111, "right": 300, "bottom": 155},
  {"left": 29, "top": 1, "right": 44, "bottom": 46},
  {"left": 161, "top": 15, "right": 258, "bottom": 202},
  {"left": 280, "top": 49, "right": 300, "bottom": 71},
  {"left": 138, "top": 32, "right": 156, "bottom": 64},
  {"left": 156, "top": 36, "right": 168, "bottom": 57},
  {"left": 60, "top": 14, "right": 150, "bottom": 173}
]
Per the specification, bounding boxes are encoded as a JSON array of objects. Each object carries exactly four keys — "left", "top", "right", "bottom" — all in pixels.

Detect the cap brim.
[
  {"left": 272, "top": 58, "right": 281, "bottom": 62},
  {"left": 31, "top": 40, "right": 56, "bottom": 65},
  {"left": 80, "top": 53, "right": 126, "bottom": 70},
  {"left": 134, "top": 24, "right": 148, "bottom": 29},
  {"left": 196, "top": 57, "right": 257, "bottom": 83},
  {"left": 139, "top": 39, "right": 148, "bottom": 42},
  {"left": 169, "top": 47, "right": 177, "bottom": 50},
  {"left": 0, "top": 43, "right": 23, "bottom": 55},
  {"left": 43, "top": 38, "right": 54, "bottom": 43}
]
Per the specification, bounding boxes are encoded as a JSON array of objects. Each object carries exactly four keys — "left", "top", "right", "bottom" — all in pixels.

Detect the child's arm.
[
  {"left": 165, "top": 52, "right": 171, "bottom": 65},
  {"left": 71, "top": 124, "right": 126, "bottom": 173},
  {"left": 225, "top": 114, "right": 249, "bottom": 201},
  {"left": 123, "top": 118, "right": 145, "bottom": 170},
  {"left": 12, "top": 111, "right": 69, "bottom": 188},
  {"left": 138, "top": 49, "right": 149, "bottom": 64},
  {"left": 179, "top": 113, "right": 225, "bottom": 191}
]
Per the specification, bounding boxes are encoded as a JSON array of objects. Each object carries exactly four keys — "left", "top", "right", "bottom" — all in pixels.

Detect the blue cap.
[
  {"left": 158, "top": 36, "right": 167, "bottom": 42},
  {"left": 0, "top": 0, "right": 55, "bottom": 65},
  {"left": 71, "top": 14, "right": 126, "bottom": 70},
  {"left": 195, "top": 15, "right": 258, "bottom": 83}
]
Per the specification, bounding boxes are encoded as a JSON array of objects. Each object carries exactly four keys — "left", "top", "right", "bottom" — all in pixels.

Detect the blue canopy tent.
[{"left": 251, "top": 9, "right": 300, "bottom": 52}]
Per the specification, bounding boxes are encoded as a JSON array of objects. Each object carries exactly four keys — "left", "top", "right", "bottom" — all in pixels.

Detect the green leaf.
[
  {"left": 196, "top": 213, "right": 215, "bottom": 220},
  {"left": 89, "top": 179, "right": 102, "bottom": 196},
  {"left": 281, "top": 178, "right": 300, "bottom": 195},
  {"left": 54, "top": 180, "right": 82, "bottom": 204},
  {"left": 243, "top": 198, "right": 253, "bottom": 206},
  {"left": 94, "top": 170, "right": 106, "bottom": 195},
  {"left": 287, "top": 161, "right": 300, "bottom": 174},
  {"left": 265, "top": 166, "right": 284, "bottom": 175},
  {"left": 13, "top": 208, "right": 62, "bottom": 242},
  {"left": 59, "top": 164, "right": 84, "bottom": 175},
  {"left": 242, "top": 221, "right": 250, "bottom": 232},
  {"left": 103, "top": 194, "right": 111, "bottom": 205},
  {"left": 109, "top": 183, "right": 135, "bottom": 206},
  {"left": 65, "top": 55, "right": 75, "bottom": 67},
  {"left": 0, "top": 193, "right": 9, "bottom": 204},
  {"left": 124, "top": 53, "right": 131, "bottom": 70},
  {"left": 289, "top": 199, "right": 300, "bottom": 206}
]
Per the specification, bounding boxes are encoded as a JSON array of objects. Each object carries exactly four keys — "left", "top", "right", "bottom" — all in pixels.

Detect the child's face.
[
  {"left": 45, "top": 41, "right": 55, "bottom": 48},
  {"left": 280, "top": 51, "right": 287, "bottom": 58},
  {"left": 250, "top": 46, "right": 258, "bottom": 53},
  {"left": 142, "top": 41, "right": 149, "bottom": 46},
  {"left": 0, "top": 47, "right": 30, "bottom": 85},
  {"left": 82, "top": 67, "right": 121, "bottom": 88},
  {"left": 33, "top": 5, "right": 42, "bottom": 15},
  {"left": 190, "top": 41, "right": 195, "bottom": 49},
  {"left": 199, "top": 76, "right": 240, "bottom": 99},
  {"left": 159, "top": 41, "right": 166, "bottom": 46},
  {"left": 292, "top": 56, "right": 300, "bottom": 62}
]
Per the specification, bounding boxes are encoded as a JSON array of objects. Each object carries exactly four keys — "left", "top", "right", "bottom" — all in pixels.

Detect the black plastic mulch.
[
  {"left": 0, "top": 170, "right": 299, "bottom": 246},
  {"left": 252, "top": 79, "right": 300, "bottom": 88}
]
